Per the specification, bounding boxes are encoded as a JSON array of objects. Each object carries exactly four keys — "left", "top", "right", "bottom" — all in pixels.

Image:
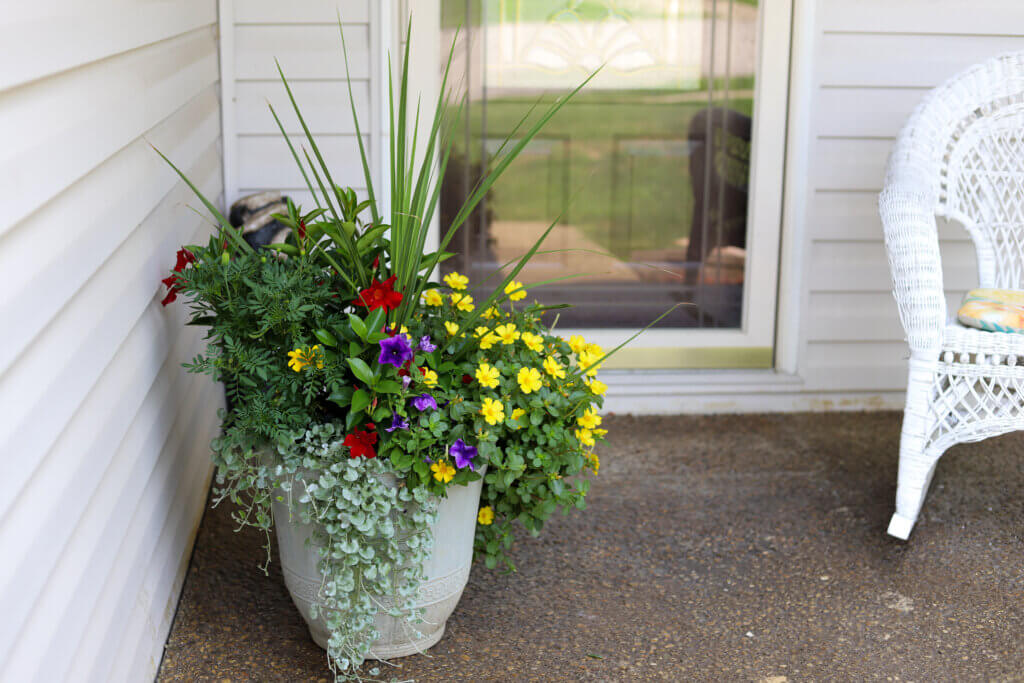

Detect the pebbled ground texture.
[{"left": 157, "top": 413, "right": 1024, "bottom": 682}]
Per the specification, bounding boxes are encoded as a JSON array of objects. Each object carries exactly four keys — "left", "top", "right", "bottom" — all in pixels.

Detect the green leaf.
[
  {"left": 348, "top": 313, "right": 368, "bottom": 340},
  {"left": 328, "top": 386, "right": 354, "bottom": 408},
  {"left": 351, "top": 389, "right": 371, "bottom": 415},
  {"left": 265, "top": 242, "right": 299, "bottom": 256},
  {"left": 375, "top": 380, "right": 403, "bottom": 394},
  {"left": 347, "top": 358, "right": 376, "bottom": 386},
  {"left": 365, "top": 309, "right": 386, "bottom": 336},
  {"left": 391, "top": 451, "right": 415, "bottom": 469},
  {"left": 372, "top": 405, "right": 392, "bottom": 422},
  {"left": 313, "top": 328, "right": 338, "bottom": 347}
]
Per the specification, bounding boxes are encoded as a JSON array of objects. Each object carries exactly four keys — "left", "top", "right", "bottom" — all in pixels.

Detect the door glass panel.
[{"left": 441, "top": 0, "right": 758, "bottom": 329}]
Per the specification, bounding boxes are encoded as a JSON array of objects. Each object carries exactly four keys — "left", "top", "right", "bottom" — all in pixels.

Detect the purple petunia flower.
[
  {"left": 401, "top": 375, "right": 413, "bottom": 390},
  {"left": 410, "top": 393, "right": 437, "bottom": 411},
  {"left": 378, "top": 334, "right": 414, "bottom": 368},
  {"left": 386, "top": 414, "right": 409, "bottom": 432},
  {"left": 450, "top": 438, "right": 478, "bottom": 470},
  {"left": 418, "top": 335, "right": 437, "bottom": 353}
]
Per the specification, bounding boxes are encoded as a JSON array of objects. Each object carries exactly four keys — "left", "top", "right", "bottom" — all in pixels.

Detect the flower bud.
[{"left": 221, "top": 250, "right": 230, "bottom": 265}]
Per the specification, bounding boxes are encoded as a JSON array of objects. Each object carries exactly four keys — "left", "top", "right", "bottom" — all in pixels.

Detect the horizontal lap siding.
[
  {"left": 798, "top": 0, "right": 1024, "bottom": 392},
  {"left": 231, "top": 2, "right": 373, "bottom": 207},
  {"left": 0, "top": 6, "right": 222, "bottom": 680}
]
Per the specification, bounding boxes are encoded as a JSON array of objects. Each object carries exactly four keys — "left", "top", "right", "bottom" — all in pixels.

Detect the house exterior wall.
[
  {"left": 225, "top": 0, "right": 376, "bottom": 209},
  {"left": 219, "top": 0, "right": 1024, "bottom": 413},
  {"left": 0, "top": 2, "right": 224, "bottom": 680},
  {"left": 788, "top": 0, "right": 1024, "bottom": 402}
]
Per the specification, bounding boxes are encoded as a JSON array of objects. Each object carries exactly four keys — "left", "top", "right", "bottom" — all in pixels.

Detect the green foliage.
[
  {"left": 154, "top": 17, "right": 634, "bottom": 683},
  {"left": 386, "top": 282, "right": 606, "bottom": 570},
  {"left": 176, "top": 240, "right": 353, "bottom": 451}
]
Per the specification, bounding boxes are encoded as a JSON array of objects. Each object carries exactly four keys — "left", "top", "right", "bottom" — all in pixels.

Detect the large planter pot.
[{"left": 271, "top": 470, "right": 484, "bottom": 659}]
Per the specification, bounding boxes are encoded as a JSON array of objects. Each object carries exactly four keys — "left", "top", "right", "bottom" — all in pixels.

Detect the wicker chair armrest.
[{"left": 879, "top": 186, "right": 947, "bottom": 353}]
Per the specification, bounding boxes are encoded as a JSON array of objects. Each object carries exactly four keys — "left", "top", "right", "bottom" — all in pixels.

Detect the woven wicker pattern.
[{"left": 880, "top": 52, "right": 1024, "bottom": 539}]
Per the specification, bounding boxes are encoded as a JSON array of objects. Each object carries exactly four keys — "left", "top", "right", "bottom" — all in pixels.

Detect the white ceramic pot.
[{"left": 271, "top": 469, "right": 484, "bottom": 659}]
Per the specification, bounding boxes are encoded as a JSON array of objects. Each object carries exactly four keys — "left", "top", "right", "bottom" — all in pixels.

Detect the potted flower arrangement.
[{"left": 158, "top": 24, "right": 662, "bottom": 681}]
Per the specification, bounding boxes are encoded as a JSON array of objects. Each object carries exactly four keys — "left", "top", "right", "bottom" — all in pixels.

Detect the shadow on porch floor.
[{"left": 157, "top": 413, "right": 1024, "bottom": 682}]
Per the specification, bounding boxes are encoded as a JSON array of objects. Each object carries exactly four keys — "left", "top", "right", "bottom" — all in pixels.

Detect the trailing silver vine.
[{"left": 213, "top": 423, "right": 437, "bottom": 680}]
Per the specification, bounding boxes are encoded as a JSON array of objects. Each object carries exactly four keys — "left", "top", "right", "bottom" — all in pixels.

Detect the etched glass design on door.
[{"left": 441, "top": 0, "right": 758, "bottom": 329}]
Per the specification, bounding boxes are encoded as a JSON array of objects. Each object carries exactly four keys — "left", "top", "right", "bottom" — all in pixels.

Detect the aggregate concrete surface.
[{"left": 158, "top": 413, "right": 1024, "bottom": 682}]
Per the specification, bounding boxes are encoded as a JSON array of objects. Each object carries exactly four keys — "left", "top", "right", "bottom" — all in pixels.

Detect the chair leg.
[
  {"left": 888, "top": 444, "right": 943, "bottom": 539},
  {"left": 888, "top": 357, "right": 943, "bottom": 540}
]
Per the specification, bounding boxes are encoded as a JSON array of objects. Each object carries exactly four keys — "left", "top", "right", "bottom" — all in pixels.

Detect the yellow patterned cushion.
[{"left": 957, "top": 288, "right": 1024, "bottom": 333}]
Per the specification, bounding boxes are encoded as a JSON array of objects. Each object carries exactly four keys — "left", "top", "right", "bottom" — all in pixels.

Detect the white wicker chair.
[{"left": 880, "top": 51, "right": 1024, "bottom": 539}]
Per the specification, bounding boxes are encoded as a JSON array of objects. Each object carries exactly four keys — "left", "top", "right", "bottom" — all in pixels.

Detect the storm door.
[{"left": 437, "top": 0, "right": 789, "bottom": 368}]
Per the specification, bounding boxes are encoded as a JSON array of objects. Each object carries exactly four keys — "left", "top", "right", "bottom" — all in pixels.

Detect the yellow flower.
[
  {"left": 445, "top": 321, "right": 460, "bottom": 337},
  {"left": 494, "top": 323, "right": 520, "bottom": 345},
  {"left": 475, "top": 362, "right": 500, "bottom": 389},
  {"left": 505, "top": 280, "right": 526, "bottom": 301},
  {"left": 483, "top": 306, "right": 501, "bottom": 320},
  {"left": 480, "top": 397, "right": 506, "bottom": 425},
  {"left": 423, "top": 289, "right": 444, "bottom": 306},
  {"left": 577, "top": 406, "right": 602, "bottom": 430},
  {"left": 588, "top": 379, "right": 608, "bottom": 396},
  {"left": 593, "top": 427, "right": 608, "bottom": 439},
  {"left": 517, "top": 367, "right": 543, "bottom": 394},
  {"left": 431, "top": 461, "right": 456, "bottom": 483},
  {"left": 479, "top": 332, "right": 499, "bottom": 350},
  {"left": 287, "top": 345, "right": 324, "bottom": 372},
  {"left": 543, "top": 355, "right": 565, "bottom": 379},
  {"left": 586, "top": 452, "right": 600, "bottom": 474},
  {"left": 575, "top": 428, "right": 595, "bottom": 448},
  {"left": 568, "top": 335, "right": 588, "bottom": 355},
  {"left": 477, "top": 506, "right": 494, "bottom": 525},
  {"left": 451, "top": 292, "right": 475, "bottom": 312},
  {"left": 474, "top": 326, "right": 491, "bottom": 338},
  {"left": 521, "top": 331, "right": 544, "bottom": 353},
  {"left": 421, "top": 368, "right": 438, "bottom": 387},
  {"left": 511, "top": 407, "right": 526, "bottom": 422},
  {"left": 578, "top": 350, "right": 602, "bottom": 377},
  {"left": 443, "top": 272, "right": 469, "bottom": 290}
]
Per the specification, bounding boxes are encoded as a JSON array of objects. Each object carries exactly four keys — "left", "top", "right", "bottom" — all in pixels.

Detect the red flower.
[
  {"left": 174, "top": 248, "right": 196, "bottom": 271},
  {"left": 160, "top": 248, "right": 196, "bottom": 307},
  {"left": 353, "top": 275, "right": 403, "bottom": 312},
  {"left": 298, "top": 220, "right": 307, "bottom": 241},
  {"left": 344, "top": 423, "right": 378, "bottom": 459},
  {"left": 461, "top": 374, "right": 473, "bottom": 385}
]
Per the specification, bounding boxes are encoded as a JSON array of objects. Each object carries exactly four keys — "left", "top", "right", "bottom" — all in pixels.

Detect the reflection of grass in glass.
[
  {"left": 450, "top": 91, "right": 753, "bottom": 256},
  {"left": 441, "top": 0, "right": 760, "bottom": 29}
]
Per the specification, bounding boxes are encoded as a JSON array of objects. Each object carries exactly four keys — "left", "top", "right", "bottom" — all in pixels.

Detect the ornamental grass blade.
[
  {"left": 577, "top": 303, "right": 690, "bottom": 376},
  {"left": 300, "top": 149, "right": 359, "bottom": 291},
  {"left": 267, "top": 102, "right": 322, "bottom": 211},
  {"left": 337, "top": 15, "right": 379, "bottom": 226},
  {"left": 150, "top": 143, "right": 253, "bottom": 254},
  {"left": 450, "top": 212, "right": 566, "bottom": 342},
  {"left": 276, "top": 59, "right": 368, "bottom": 287},
  {"left": 419, "top": 67, "right": 603, "bottom": 303}
]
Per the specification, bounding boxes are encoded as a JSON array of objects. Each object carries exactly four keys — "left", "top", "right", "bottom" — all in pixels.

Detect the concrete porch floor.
[{"left": 157, "top": 413, "right": 1024, "bottom": 681}]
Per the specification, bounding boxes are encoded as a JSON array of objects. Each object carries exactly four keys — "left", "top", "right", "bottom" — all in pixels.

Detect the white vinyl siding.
[
  {"left": 0, "top": 3, "right": 223, "bottom": 680},
  {"left": 227, "top": 0, "right": 375, "bottom": 209},
  {"left": 793, "top": 0, "right": 1024, "bottom": 394}
]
